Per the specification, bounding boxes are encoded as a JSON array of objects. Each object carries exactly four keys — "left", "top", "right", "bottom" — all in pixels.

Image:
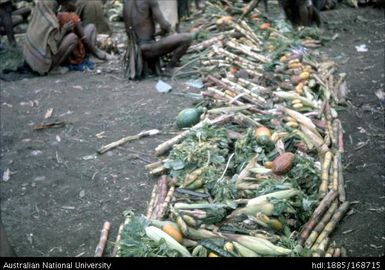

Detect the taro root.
[{"left": 272, "top": 152, "right": 295, "bottom": 175}]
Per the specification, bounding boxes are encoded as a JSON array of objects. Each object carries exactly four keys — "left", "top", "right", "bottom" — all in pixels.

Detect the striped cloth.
[{"left": 23, "top": 0, "right": 60, "bottom": 75}]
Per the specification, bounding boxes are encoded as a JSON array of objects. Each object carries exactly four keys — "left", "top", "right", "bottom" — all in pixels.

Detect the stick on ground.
[
  {"left": 98, "top": 129, "right": 160, "bottom": 154},
  {"left": 95, "top": 221, "right": 111, "bottom": 257}
]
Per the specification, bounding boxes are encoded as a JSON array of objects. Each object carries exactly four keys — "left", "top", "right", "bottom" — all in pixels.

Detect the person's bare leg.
[
  {"left": 0, "top": 2, "right": 16, "bottom": 47},
  {"left": 141, "top": 33, "right": 192, "bottom": 65},
  {"left": 169, "top": 35, "right": 192, "bottom": 67},
  {"left": 83, "top": 24, "right": 106, "bottom": 60},
  {"left": 298, "top": 2, "right": 310, "bottom": 26},
  {"left": 12, "top": 7, "right": 31, "bottom": 21},
  {"left": 11, "top": 15, "right": 22, "bottom": 27},
  {"left": 51, "top": 33, "right": 78, "bottom": 70},
  {"left": 0, "top": 15, "right": 22, "bottom": 35}
]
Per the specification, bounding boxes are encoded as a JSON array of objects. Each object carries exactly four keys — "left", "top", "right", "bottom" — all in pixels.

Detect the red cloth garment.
[{"left": 57, "top": 12, "right": 85, "bottom": 65}]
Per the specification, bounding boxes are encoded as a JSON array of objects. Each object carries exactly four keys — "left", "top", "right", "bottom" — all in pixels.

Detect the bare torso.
[{"left": 123, "top": 0, "right": 163, "bottom": 41}]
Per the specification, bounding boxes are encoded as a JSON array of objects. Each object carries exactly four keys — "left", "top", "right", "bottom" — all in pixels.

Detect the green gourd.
[{"left": 176, "top": 107, "right": 204, "bottom": 129}]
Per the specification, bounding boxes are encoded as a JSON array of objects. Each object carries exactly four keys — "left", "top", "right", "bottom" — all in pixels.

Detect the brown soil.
[{"left": 0, "top": 5, "right": 384, "bottom": 257}]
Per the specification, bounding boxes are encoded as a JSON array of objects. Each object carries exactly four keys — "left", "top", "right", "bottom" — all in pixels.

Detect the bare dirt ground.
[{"left": 0, "top": 5, "right": 384, "bottom": 257}]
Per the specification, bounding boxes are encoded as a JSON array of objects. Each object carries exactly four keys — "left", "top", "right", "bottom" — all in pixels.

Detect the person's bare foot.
[
  {"left": 161, "top": 66, "right": 174, "bottom": 77},
  {"left": 94, "top": 49, "right": 107, "bottom": 61},
  {"left": 49, "top": 66, "right": 69, "bottom": 75}
]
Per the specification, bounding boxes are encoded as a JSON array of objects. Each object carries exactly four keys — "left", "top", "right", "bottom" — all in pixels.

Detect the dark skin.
[
  {"left": 60, "top": 0, "right": 106, "bottom": 60},
  {"left": 242, "top": 0, "right": 321, "bottom": 27},
  {"left": 0, "top": 1, "right": 17, "bottom": 47},
  {"left": 123, "top": 0, "right": 193, "bottom": 69},
  {"left": 44, "top": 0, "right": 106, "bottom": 71},
  {"left": 0, "top": 1, "right": 31, "bottom": 47}
]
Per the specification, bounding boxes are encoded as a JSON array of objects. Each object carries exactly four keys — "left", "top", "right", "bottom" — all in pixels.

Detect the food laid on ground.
[{"left": 113, "top": 1, "right": 349, "bottom": 257}]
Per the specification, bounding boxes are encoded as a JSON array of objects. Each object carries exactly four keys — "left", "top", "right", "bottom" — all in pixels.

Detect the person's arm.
[
  {"left": 59, "top": 21, "right": 73, "bottom": 43},
  {"left": 74, "top": 21, "right": 106, "bottom": 59},
  {"left": 0, "top": 2, "right": 17, "bottom": 46},
  {"left": 148, "top": 0, "right": 172, "bottom": 34}
]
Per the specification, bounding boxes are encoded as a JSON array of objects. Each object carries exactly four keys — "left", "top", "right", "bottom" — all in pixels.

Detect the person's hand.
[
  {"left": 158, "top": 28, "right": 170, "bottom": 37},
  {"left": 62, "top": 21, "right": 74, "bottom": 34}
]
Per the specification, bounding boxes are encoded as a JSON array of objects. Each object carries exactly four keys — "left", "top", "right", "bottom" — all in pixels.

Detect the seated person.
[
  {"left": 23, "top": 0, "right": 106, "bottom": 75},
  {"left": 123, "top": 0, "right": 195, "bottom": 80},
  {"left": 0, "top": 0, "right": 31, "bottom": 47},
  {"left": 75, "top": 0, "right": 112, "bottom": 36}
]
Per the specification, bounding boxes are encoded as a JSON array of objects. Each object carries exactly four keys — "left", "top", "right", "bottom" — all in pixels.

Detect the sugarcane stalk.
[
  {"left": 111, "top": 223, "right": 124, "bottom": 257},
  {"left": 337, "top": 153, "right": 346, "bottom": 202},
  {"left": 332, "top": 120, "right": 339, "bottom": 149},
  {"left": 146, "top": 183, "right": 159, "bottom": 219},
  {"left": 332, "top": 152, "right": 339, "bottom": 192},
  {"left": 313, "top": 201, "right": 350, "bottom": 248},
  {"left": 230, "top": 58, "right": 264, "bottom": 75},
  {"left": 188, "top": 35, "right": 225, "bottom": 52},
  {"left": 298, "top": 190, "right": 338, "bottom": 246},
  {"left": 233, "top": 112, "right": 261, "bottom": 127},
  {"left": 240, "top": 20, "right": 263, "bottom": 46},
  {"left": 319, "top": 151, "right": 333, "bottom": 196},
  {"left": 159, "top": 185, "right": 175, "bottom": 218},
  {"left": 325, "top": 242, "right": 336, "bottom": 257},
  {"left": 207, "top": 87, "right": 246, "bottom": 106},
  {"left": 149, "top": 166, "right": 167, "bottom": 176},
  {"left": 300, "top": 124, "right": 329, "bottom": 154},
  {"left": 327, "top": 162, "right": 333, "bottom": 191},
  {"left": 222, "top": 78, "right": 267, "bottom": 104},
  {"left": 227, "top": 20, "right": 261, "bottom": 47},
  {"left": 337, "top": 119, "right": 344, "bottom": 152},
  {"left": 97, "top": 129, "right": 160, "bottom": 154},
  {"left": 145, "top": 160, "right": 164, "bottom": 171},
  {"left": 226, "top": 39, "right": 268, "bottom": 63},
  {"left": 235, "top": 39, "right": 264, "bottom": 55},
  {"left": 304, "top": 200, "right": 338, "bottom": 249},
  {"left": 312, "top": 237, "right": 330, "bottom": 257},
  {"left": 292, "top": 130, "right": 315, "bottom": 150},
  {"left": 155, "top": 114, "right": 233, "bottom": 156},
  {"left": 243, "top": 67, "right": 263, "bottom": 78},
  {"left": 202, "top": 90, "right": 227, "bottom": 102},
  {"left": 201, "top": 59, "right": 231, "bottom": 67},
  {"left": 333, "top": 247, "right": 341, "bottom": 257},
  {"left": 207, "top": 76, "right": 248, "bottom": 102},
  {"left": 150, "top": 193, "right": 161, "bottom": 220},
  {"left": 323, "top": 130, "right": 331, "bottom": 147},
  {"left": 213, "top": 46, "right": 258, "bottom": 71},
  {"left": 237, "top": 78, "right": 269, "bottom": 94},
  {"left": 153, "top": 175, "right": 168, "bottom": 219},
  {"left": 326, "top": 120, "right": 334, "bottom": 143},
  {"left": 208, "top": 105, "right": 255, "bottom": 115},
  {"left": 325, "top": 247, "right": 335, "bottom": 257},
  {"left": 95, "top": 221, "right": 111, "bottom": 257}
]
